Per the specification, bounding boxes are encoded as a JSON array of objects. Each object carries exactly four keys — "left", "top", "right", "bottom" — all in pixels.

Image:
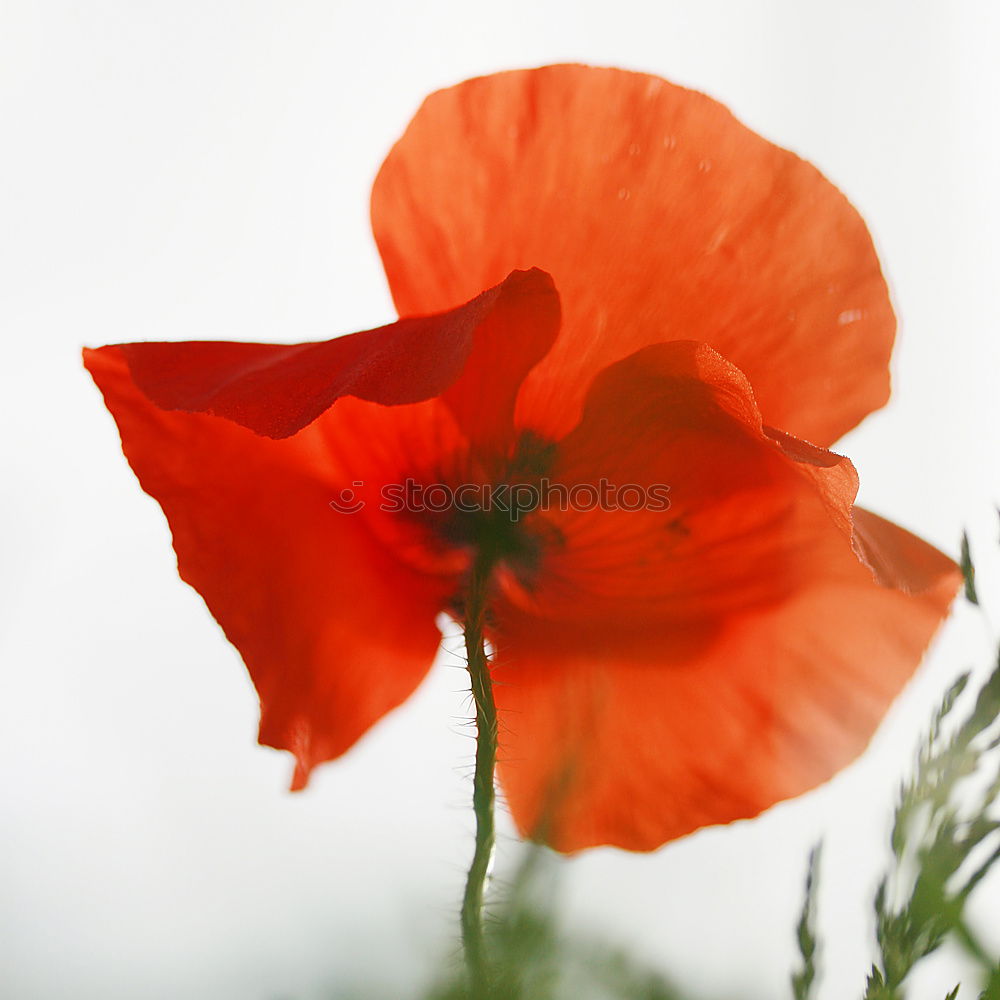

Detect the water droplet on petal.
[
  {"left": 663, "top": 135, "right": 677, "bottom": 149},
  {"left": 698, "top": 159, "right": 713, "bottom": 173},
  {"left": 838, "top": 309, "right": 864, "bottom": 325},
  {"left": 628, "top": 142, "right": 642, "bottom": 156},
  {"left": 617, "top": 188, "right": 631, "bottom": 201}
]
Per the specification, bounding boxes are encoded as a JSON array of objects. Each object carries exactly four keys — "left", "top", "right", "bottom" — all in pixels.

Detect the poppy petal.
[
  {"left": 852, "top": 506, "right": 958, "bottom": 594},
  {"left": 507, "top": 341, "right": 864, "bottom": 629},
  {"left": 372, "top": 64, "right": 893, "bottom": 445},
  {"left": 119, "top": 268, "right": 560, "bottom": 450},
  {"left": 83, "top": 345, "right": 454, "bottom": 788},
  {"left": 486, "top": 340, "right": 959, "bottom": 850},
  {"left": 491, "top": 543, "right": 959, "bottom": 852}
]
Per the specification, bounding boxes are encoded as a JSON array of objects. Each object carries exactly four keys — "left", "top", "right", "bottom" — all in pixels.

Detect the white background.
[{"left": 3, "top": 1, "right": 1000, "bottom": 998}]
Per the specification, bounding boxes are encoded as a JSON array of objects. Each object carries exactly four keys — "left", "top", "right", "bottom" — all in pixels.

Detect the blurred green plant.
[
  {"left": 791, "top": 845, "right": 821, "bottom": 1000},
  {"left": 423, "top": 846, "right": 685, "bottom": 1000}
]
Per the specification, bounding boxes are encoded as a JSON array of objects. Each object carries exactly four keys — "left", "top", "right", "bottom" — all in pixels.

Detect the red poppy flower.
[{"left": 84, "top": 65, "right": 960, "bottom": 853}]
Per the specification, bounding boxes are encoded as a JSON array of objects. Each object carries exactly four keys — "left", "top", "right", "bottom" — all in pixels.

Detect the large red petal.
[
  {"left": 851, "top": 507, "right": 959, "bottom": 593},
  {"left": 491, "top": 545, "right": 959, "bottom": 852},
  {"left": 372, "top": 64, "right": 893, "bottom": 446},
  {"left": 483, "top": 341, "right": 959, "bottom": 850},
  {"left": 504, "top": 341, "right": 863, "bottom": 631},
  {"left": 120, "top": 268, "right": 559, "bottom": 452},
  {"left": 84, "top": 346, "right": 456, "bottom": 788}
]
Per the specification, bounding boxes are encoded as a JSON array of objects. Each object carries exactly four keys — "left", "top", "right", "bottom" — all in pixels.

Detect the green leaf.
[{"left": 961, "top": 531, "right": 980, "bottom": 605}]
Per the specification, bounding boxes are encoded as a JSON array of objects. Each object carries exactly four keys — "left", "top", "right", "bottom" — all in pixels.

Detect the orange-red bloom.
[{"left": 84, "top": 65, "right": 960, "bottom": 852}]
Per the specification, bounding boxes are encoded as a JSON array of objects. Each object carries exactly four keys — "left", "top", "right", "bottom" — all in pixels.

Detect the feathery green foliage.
[{"left": 864, "top": 653, "right": 1000, "bottom": 999}]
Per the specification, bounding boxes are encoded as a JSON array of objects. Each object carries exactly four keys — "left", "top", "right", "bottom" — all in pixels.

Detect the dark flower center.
[{"left": 431, "top": 431, "right": 558, "bottom": 575}]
